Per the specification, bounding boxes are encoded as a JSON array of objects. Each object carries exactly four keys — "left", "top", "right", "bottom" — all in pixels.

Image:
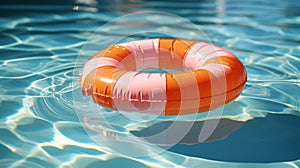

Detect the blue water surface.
[{"left": 0, "top": 0, "right": 300, "bottom": 167}]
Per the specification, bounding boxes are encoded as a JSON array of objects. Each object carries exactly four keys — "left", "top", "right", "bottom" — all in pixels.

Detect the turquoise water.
[{"left": 1, "top": 0, "right": 300, "bottom": 167}]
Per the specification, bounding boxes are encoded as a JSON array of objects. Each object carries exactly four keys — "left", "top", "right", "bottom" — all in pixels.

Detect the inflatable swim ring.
[{"left": 80, "top": 38, "right": 247, "bottom": 115}]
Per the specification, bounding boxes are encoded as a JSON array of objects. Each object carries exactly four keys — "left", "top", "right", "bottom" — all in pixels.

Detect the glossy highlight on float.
[{"left": 80, "top": 38, "right": 247, "bottom": 115}]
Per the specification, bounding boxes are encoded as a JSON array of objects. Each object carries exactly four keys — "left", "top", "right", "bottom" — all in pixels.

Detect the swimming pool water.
[{"left": 1, "top": 0, "right": 300, "bottom": 167}]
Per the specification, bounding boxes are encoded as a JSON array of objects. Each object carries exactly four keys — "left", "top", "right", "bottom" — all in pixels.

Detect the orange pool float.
[{"left": 80, "top": 38, "right": 247, "bottom": 115}]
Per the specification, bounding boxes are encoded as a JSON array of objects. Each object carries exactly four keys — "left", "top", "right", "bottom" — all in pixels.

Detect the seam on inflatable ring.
[{"left": 91, "top": 78, "right": 247, "bottom": 103}]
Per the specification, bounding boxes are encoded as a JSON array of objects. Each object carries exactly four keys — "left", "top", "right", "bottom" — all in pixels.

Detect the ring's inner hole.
[{"left": 120, "top": 49, "right": 195, "bottom": 73}]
